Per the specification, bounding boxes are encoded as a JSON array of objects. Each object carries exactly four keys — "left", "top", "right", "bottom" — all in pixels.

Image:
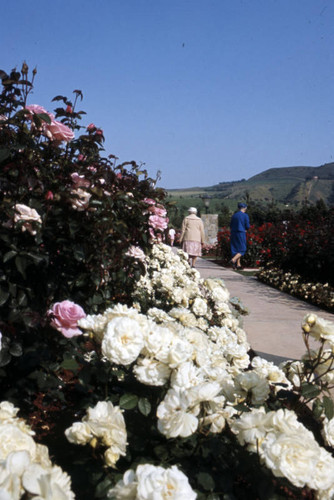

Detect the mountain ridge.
[{"left": 166, "top": 162, "right": 334, "bottom": 206}]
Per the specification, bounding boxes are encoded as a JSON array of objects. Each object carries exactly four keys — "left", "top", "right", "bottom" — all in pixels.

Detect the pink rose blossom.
[
  {"left": 48, "top": 300, "right": 86, "bottom": 338},
  {"left": 71, "top": 188, "right": 92, "bottom": 211},
  {"left": 143, "top": 198, "right": 156, "bottom": 205},
  {"left": 45, "top": 119, "right": 74, "bottom": 142},
  {"left": 14, "top": 204, "right": 42, "bottom": 235},
  {"left": 26, "top": 104, "right": 49, "bottom": 115},
  {"left": 25, "top": 105, "right": 74, "bottom": 142},
  {"left": 71, "top": 172, "right": 91, "bottom": 188},
  {"left": 87, "top": 123, "right": 96, "bottom": 131},
  {"left": 66, "top": 105, "right": 73, "bottom": 113},
  {"left": 149, "top": 214, "right": 168, "bottom": 231},
  {"left": 125, "top": 245, "right": 146, "bottom": 261},
  {"left": 149, "top": 205, "right": 167, "bottom": 217},
  {"left": 77, "top": 154, "right": 86, "bottom": 162}
]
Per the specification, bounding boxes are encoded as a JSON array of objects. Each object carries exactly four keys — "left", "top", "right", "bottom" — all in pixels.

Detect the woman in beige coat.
[{"left": 180, "top": 207, "right": 205, "bottom": 268}]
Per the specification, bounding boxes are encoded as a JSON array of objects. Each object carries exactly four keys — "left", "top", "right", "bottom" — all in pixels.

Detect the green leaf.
[
  {"left": 153, "top": 445, "right": 170, "bottom": 461},
  {"left": 323, "top": 396, "right": 334, "bottom": 420},
  {"left": 138, "top": 397, "right": 151, "bottom": 416},
  {"left": 197, "top": 472, "right": 215, "bottom": 491},
  {"left": 15, "top": 256, "right": 27, "bottom": 279},
  {"left": 61, "top": 359, "right": 79, "bottom": 371},
  {"left": 95, "top": 478, "right": 114, "bottom": 498},
  {"left": 0, "top": 148, "right": 11, "bottom": 163},
  {"left": 9, "top": 342, "right": 23, "bottom": 357},
  {"left": 0, "top": 288, "right": 9, "bottom": 306},
  {"left": 3, "top": 250, "right": 17, "bottom": 263},
  {"left": 0, "top": 350, "right": 11, "bottom": 367},
  {"left": 37, "top": 112, "right": 52, "bottom": 124},
  {"left": 119, "top": 393, "right": 138, "bottom": 410},
  {"left": 301, "top": 382, "right": 321, "bottom": 398}
]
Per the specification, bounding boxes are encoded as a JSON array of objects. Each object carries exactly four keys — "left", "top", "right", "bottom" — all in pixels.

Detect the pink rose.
[
  {"left": 125, "top": 245, "right": 146, "bottom": 261},
  {"left": 87, "top": 123, "right": 96, "bottom": 131},
  {"left": 149, "top": 205, "right": 167, "bottom": 217},
  {"left": 70, "top": 188, "right": 92, "bottom": 211},
  {"left": 71, "top": 172, "right": 91, "bottom": 188},
  {"left": 45, "top": 119, "right": 74, "bottom": 142},
  {"left": 66, "top": 105, "right": 73, "bottom": 113},
  {"left": 149, "top": 214, "right": 168, "bottom": 231},
  {"left": 26, "top": 104, "right": 49, "bottom": 115},
  {"left": 48, "top": 300, "right": 86, "bottom": 338},
  {"left": 143, "top": 198, "right": 156, "bottom": 205}
]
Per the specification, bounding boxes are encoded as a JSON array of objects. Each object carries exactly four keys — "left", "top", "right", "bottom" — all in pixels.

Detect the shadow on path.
[{"left": 193, "top": 255, "right": 334, "bottom": 364}]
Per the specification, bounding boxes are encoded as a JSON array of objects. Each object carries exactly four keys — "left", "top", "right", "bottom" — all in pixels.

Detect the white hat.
[{"left": 188, "top": 207, "right": 197, "bottom": 214}]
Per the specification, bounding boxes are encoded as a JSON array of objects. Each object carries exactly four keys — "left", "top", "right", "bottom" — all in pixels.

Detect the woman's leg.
[{"left": 192, "top": 256, "right": 197, "bottom": 268}]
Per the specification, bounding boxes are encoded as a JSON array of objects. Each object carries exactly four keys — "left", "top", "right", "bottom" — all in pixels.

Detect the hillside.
[{"left": 167, "top": 163, "right": 334, "bottom": 206}]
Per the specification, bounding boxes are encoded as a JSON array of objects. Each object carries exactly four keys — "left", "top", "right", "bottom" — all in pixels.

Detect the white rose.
[
  {"left": 322, "top": 418, "right": 334, "bottom": 448},
  {"left": 22, "top": 463, "right": 75, "bottom": 500},
  {"left": 0, "top": 424, "right": 37, "bottom": 461},
  {"left": 135, "top": 464, "right": 197, "bottom": 500},
  {"left": 312, "top": 447, "right": 334, "bottom": 491},
  {"left": 85, "top": 402, "right": 125, "bottom": 439},
  {"left": 157, "top": 389, "right": 198, "bottom": 438},
  {"left": 261, "top": 431, "right": 320, "bottom": 488},
  {"left": 235, "top": 372, "right": 270, "bottom": 405},
  {"left": 0, "top": 402, "right": 19, "bottom": 423},
  {"left": 65, "top": 421, "right": 92, "bottom": 445},
  {"left": 170, "top": 361, "right": 204, "bottom": 390},
  {"left": 0, "top": 450, "right": 31, "bottom": 500},
  {"left": 303, "top": 314, "right": 334, "bottom": 343},
  {"left": 147, "top": 307, "right": 175, "bottom": 324},
  {"left": 211, "top": 286, "right": 230, "bottom": 304},
  {"left": 102, "top": 317, "right": 144, "bottom": 365},
  {"left": 187, "top": 381, "right": 221, "bottom": 406},
  {"left": 169, "top": 307, "right": 198, "bottom": 328},
  {"left": 192, "top": 297, "right": 208, "bottom": 316},
  {"left": 280, "top": 360, "right": 307, "bottom": 388},
  {"left": 168, "top": 337, "right": 193, "bottom": 368},
  {"left": 143, "top": 325, "right": 174, "bottom": 363},
  {"left": 230, "top": 408, "right": 270, "bottom": 450},
  {"left": 107, "top": 469, "right": 137, "bottom": 499},
  {"left": 133, "top": 357, "right": 171, "bottom": 386}
]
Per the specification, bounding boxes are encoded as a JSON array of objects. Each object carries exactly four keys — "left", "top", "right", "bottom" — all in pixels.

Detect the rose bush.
[{"left": 1, "top": 64, "right": 334, "bottom": 499}]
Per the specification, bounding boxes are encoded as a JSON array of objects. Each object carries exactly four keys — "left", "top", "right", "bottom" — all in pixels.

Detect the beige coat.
[{"left": 180, "top": 214, "right": 205, "bottom": 244}]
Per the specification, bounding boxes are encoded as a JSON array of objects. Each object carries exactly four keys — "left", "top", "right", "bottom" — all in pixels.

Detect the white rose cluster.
[
  {"left": 78, "top": 245, "right": 306, "bottom": 441},
  {"left": 131, "top": 244, "right": 240, "bottom": 330},
  {"left": 0, "top": 401, "right": 75, "bottom": 500},
  {"left": 231, "top": 408, "right": 334, "bottom": 497},
  {"left": 65, "top": 401, "right": 127, "bottom": 468},
  {"left": 107, "top": 463, "right": 197, "bottom": 499},
  {"left": 302, "top": 313, "right": 334, "bottom": 345}
]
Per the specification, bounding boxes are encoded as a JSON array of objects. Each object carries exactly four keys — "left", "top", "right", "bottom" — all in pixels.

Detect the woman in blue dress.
[{"left": 230, "top": 202, "right": 250, "bottom": 270}]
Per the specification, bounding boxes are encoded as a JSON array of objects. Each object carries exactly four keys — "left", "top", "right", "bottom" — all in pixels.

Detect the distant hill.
[{"left": 167, "top": 163, "right": 334, "bottom": 206}]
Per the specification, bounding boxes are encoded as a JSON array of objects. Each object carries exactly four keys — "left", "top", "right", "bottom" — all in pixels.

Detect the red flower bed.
[{"left": 217, "top": 209, "right": 334, "bottom": 286}]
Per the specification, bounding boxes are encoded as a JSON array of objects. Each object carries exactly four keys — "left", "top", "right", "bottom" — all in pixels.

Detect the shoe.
[
  {"left": 229, "top": 260, "right": 237, "bottom": 270},
  {"left": 236, "top": 266, "right": 244, "bottom": 271}
]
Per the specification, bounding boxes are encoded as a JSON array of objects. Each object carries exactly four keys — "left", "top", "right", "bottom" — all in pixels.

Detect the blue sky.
[{"left": 2, "top": 0, "right": 333, "bottom": 188}]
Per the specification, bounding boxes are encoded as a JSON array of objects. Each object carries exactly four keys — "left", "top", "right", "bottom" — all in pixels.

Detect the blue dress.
[{"left": 230, "top": 211, "right": 250, "bottom": 256}]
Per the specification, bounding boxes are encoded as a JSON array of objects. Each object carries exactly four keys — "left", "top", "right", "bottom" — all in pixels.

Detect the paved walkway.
[{"left": 195, "top": 257, "right": 334, "bottom": 365}]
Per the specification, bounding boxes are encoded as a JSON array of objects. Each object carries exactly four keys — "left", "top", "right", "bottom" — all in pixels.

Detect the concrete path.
[{"left": 195, "top": 257, "right": 334, "bottom": 365}]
